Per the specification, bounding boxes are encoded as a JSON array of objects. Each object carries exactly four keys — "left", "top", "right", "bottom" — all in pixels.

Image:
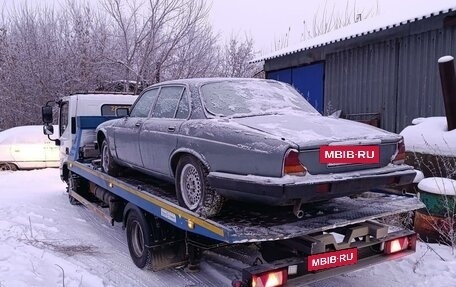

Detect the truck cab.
[{"left": 42, "top": 93, "right": 137, "bottom": 182}]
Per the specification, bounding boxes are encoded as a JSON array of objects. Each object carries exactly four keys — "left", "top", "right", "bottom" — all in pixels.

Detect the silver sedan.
[{"left": 96, "top": 78, "right": 415, "bottom": 217}]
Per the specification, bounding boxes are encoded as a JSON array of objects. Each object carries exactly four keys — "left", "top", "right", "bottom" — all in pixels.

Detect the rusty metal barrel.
[{"left": 414, "top": 177, "right": 456, "bottom": 243}]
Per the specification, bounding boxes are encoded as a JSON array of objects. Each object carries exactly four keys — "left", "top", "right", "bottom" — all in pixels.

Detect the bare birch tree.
[
  {"left": 0, "top": 0, "right": 260, "bottom": 130},
  {"left": 100, "top": 0, "right": 214, "bottom": 91},
  {"left": 220, "top": 34, "right": 261, "bottom": 78}
]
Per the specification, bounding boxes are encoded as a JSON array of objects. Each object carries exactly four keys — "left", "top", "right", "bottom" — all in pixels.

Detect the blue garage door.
[
  {"left": 267, "top": 68, "right": 292, "bottom": 84},
  {"left": 291, "top": 63, "right": 324, "bottom": 113},
  {"left": 267, "top": 63, "right": 324, "bottom": 113}
]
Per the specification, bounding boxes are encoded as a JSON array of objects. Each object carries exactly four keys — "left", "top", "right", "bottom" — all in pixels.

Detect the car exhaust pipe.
[
  {"left": 293, "top": 200, "right": 304, "bottom": 219},
  {"left": 294, "top": 209, "right": 304, "bottom": 219}
]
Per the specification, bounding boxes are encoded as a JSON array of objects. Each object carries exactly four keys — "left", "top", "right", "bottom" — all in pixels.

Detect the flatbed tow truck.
[{"left": 42, "top": 93, "right": 425, "bottom": 287}]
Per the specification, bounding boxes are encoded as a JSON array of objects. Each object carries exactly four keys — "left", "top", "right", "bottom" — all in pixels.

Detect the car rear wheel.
[
  {"left": 0, "top": 163, "right": 18, "bottom": 171},
  {"left": 101, "top": 139, "right": 121, "bottom": 176},
  {"left": 176, "top": 155, "right": 224, "bottom": 218}
]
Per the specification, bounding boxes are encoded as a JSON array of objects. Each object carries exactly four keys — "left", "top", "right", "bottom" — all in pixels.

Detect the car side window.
[
  {"left": 130, "top": 89, "right": 159, "bottom": 117},
  {"left": 175, "top": 92, "right": 190, "bottom": 119},
  {"left": 152, "top": 86, "right": 185, "bottom": 118}
]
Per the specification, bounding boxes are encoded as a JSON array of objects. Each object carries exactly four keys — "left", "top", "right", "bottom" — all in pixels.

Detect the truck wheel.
[
  {"left": 126, "top": 209, "right": 153, "bottom": 269},
  {"left": 67, "top": 171, "right": 84, "bottom": 205},
  {"left": 68, "top": 194, "right": 79, "bottom": 205},
  {"left": 175, "top": 155, "right": 224, "bottom": 218},
  {"left": 101, "top": 139, "right": 120, "bottom": 176}
]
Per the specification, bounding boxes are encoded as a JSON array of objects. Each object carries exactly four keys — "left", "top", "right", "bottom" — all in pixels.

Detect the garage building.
[{"left": 253, "top": 5, "right": 456, "bottom": 132}]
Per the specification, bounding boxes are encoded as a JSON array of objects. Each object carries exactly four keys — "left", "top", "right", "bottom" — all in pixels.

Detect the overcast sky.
[
  {"left": 2, "top": 0, "right": 455, "bottom": 54},
  {"left": 208, "top": 0, "right": 456, "bottom": 54},
  {"left": 209, "top": 0, "right": 377, "bottom": 54}
]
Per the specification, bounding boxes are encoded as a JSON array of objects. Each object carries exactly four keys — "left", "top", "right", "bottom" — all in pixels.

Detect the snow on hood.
[{"left": 231, "top": 112, "right": 400, "bottom": 148}]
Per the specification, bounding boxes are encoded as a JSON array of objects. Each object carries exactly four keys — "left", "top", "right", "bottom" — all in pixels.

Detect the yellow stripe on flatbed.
[{"left": 71, "top": 161, "right": 225, "bottom": 238}]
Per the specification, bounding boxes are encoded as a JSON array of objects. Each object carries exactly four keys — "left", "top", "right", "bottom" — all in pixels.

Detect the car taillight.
[
  {"left": 251, "top": 269, "right": 287, "bottom": 287},
  {"left": 283, "top": 149, "right": 307, "bottom": 176},
  {"left": 384, "top": 235, "right": 416, "bottom": 254},
  {"left": 392, "top": 139, "right": 405, "bottom": 165}
]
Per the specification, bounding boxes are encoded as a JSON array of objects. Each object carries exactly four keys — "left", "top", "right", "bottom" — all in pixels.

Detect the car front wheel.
[
  {"left": 101, "top": 139, "right": 121, "bottom": 176},
  {"left": 175, "top": 155, "right": 223, "bottom": 218}
]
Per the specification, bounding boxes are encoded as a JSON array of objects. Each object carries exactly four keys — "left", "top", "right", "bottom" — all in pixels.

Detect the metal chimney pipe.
[{"left": 438, "top": 55, "right": 456, "bottom": 131}]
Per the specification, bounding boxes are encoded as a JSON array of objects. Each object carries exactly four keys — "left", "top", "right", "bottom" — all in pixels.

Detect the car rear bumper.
[{"left": 207, "top": 165, "right": 416, "bottom": 205}]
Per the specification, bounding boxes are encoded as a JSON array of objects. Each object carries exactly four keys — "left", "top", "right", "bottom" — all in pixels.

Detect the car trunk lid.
[
  {"left": 231, "top": 113, "right": 400, "bottom": 147},
  {"left": 231, "top": 113, "right": 401, "bottom": 173}
]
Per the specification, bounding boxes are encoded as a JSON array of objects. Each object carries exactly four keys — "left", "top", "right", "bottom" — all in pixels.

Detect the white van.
[{"left": 0, "top": 125, "right": 59, "bottom": 170}]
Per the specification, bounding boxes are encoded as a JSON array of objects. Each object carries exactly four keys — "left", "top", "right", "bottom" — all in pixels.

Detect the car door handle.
[
  {"left": 167, "top": 126, "right": 176, "bottom": 132},
  {"left": 135, "top": 122, "right": 141, "bottom": 127}
]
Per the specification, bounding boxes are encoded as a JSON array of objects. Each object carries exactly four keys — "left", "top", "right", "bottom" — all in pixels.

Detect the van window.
[
  {"left": 59, "top": 101, "right": 69, "bottom": 136},
  {"left": 101, "top": 104, "right": 132, "bottom": 116}
]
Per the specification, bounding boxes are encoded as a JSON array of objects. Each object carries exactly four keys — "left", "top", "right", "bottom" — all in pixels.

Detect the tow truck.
[{"left": 41, "top": 92, "right": 424, "bottom": 287}]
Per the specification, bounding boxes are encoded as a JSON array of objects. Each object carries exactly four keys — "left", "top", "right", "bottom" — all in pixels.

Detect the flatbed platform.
[{"left": 69, "top": 160, "right": 424, "bottom": 244}]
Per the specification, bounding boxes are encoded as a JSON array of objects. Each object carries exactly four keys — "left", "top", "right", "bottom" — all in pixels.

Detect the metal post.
[{"left": 438, "top": 55, "right": 456, "bottom": 131}]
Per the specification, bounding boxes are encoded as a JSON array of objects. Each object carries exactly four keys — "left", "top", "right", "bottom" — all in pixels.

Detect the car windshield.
[{"left": 200, "top": 80, "right": 319, "bottom": 117}]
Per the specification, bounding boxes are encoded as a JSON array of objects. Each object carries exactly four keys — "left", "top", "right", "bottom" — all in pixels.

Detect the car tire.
[
  {"left": 126, "top": 208, "right": 153, "bottom": 269},
  {"left": 101, "top": 139, "right": 121, "bottom": 176},
  {"left": 175, "top": 155, "right": 224, "bottom": 218},
  {"left": 0, "top": 163, "right": 18, "bottom": 171}
]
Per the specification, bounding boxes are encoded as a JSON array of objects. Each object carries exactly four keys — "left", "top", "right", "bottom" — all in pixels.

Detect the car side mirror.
[
  {"left": 42, "top": 106, "right": 53, "bottom": 124},
  {"left": 329, "top": 110, "right": 342, "bottom": 118},
  {"left": 116, "top": 107, "right": 130, "bottom": 117},
  {"left": 43, "top": 124, "right": 54, "bottom": 135}
]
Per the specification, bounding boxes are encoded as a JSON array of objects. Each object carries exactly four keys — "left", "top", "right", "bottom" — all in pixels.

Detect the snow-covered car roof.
[
  {"left": 0, "top": 125, "right": 56, "bottom": 145},
  {"left": 147, "top": 77, "right": 274, "bottom": 87}
]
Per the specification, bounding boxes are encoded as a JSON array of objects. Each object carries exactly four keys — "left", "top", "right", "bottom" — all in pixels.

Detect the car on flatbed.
[
  {"left": 96, "top": 78, "right": 416, "bottom": 217},
  {"left": 41, "top": 90, "right": 425, "bottom": 287}
]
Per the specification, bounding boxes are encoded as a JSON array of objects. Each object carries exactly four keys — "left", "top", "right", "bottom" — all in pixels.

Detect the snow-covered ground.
[
  {"left": 1, "top": 168, "right": 456, "bottom": 287},
  {"left": 0, "top": 169, "right": 227, "bottom": 287}
]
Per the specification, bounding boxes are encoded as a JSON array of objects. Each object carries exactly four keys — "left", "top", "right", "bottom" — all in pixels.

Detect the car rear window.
[{"left": 200, "top": 80, "right": 319, "bottom": 117}]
